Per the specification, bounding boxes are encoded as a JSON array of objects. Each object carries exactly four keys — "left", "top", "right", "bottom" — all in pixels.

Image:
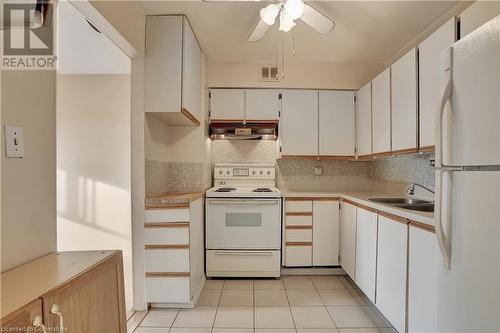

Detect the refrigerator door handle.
[
  {"left": 436, "top": 47, "right": 453, "bottom": 168},
  {"left": 435, "top": 169, "right": 452, "bottom": 269}
]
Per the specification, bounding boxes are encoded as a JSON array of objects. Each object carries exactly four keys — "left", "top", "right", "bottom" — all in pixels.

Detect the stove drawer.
[{"left": 206, "top": 250, "right": 280, "bottom": 277}]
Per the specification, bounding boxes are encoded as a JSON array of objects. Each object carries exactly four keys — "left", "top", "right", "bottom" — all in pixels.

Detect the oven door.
[{"left": 206, "top": 198, "right": 281, "bottom": 249}]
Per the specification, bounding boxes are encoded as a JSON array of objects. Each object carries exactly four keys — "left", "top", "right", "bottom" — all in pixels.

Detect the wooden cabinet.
[
  {"left": 408, "top": 224, "right": 439, "bottom": 333},
  {"left": 355, "top": 207, "right": 377, "bottom": 303},
  {"left": 419, "top": 18, "right": 456, "bottom": 150},
  {"left": 356, "top": 82, "right": 372, "bottom": 157},
  {"left": 0, "top": 299, "right": 43, "bottom": 332},
  {"left": 145, "top": 15, "right": 202, "bottom": 126},
  {"left": 376, "top": 214, "right": 408, "bottom": 333},
  {"left": 371, "top": 68, "right": 392, "bottom": 154},
  {"left": 391, "top": 48, "right": 418, "bottom": 152},
  {"left": 318, "top": 91, "right": 355, "bottom": 158},
  {"left": 313, "top": 200, "right": 340, "bottom": 266},
  {"left": 245, "top": 89, "right": 281, "bottom": 121},
  {"left": 281, "top": 90, "right": 318, "bottom": 157},
  {"left": 340, "top": 201, "right": 357, "bottom": 280},
  {"left": 209, "top": 89, "right": 245, "bottom": 121}
]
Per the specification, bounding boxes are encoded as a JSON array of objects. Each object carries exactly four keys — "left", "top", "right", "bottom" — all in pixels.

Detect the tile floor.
[{"left": 133, "top": 275, "right": 397, "bottom": 333}]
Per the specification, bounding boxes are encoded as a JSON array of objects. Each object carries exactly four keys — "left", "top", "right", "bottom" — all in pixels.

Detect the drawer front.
[
  {"left": 286, "top": 216, "right": 313, "bottom": 226},
  {"left": 286, "top": 229, "right": 312, "bottom": 242},
  {"left": 206, "top": 250, "right": 280, "bottom": 277},
  {"left": 146, "top": 209, "right": 189, "bottom": 223},
  {"left": 144, "top": 227, "right": 189, "bottom": 244},
  {"left": 286, "top": 201, "right": 313, "bottom": 212},
  {"left": 285, "top": 245, "right": 312, "bottom": 267},
  {"left": 145, "top": 277, "right": 190, "bottom": 303},
  {"left": 145, "top": 249, "right": 190, "bottom": 272}
]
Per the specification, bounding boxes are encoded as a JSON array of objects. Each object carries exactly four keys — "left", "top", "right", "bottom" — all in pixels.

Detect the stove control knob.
[
  {"left": 226, "top": 170, "right": 230, "bottom": 175},
  {"left": 267, "top": 171, "right": 271, "bottom": 175},
  {"left": 259, "top": 171, "right": 263, "bottom": 175},
  {"left": 218, "top": 170, "right": 223, "bottom": 175},
  {"left": 252, "top": 170, "right": 256, "bottom": 175}
]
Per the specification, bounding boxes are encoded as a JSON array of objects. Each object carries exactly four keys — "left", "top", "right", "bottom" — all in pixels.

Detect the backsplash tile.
[
  {"left": 211, "top": 140, "right": 278, "bottom": 163},
  {"left": 372, "top": 154, "right": 435, "bottom": 189}
]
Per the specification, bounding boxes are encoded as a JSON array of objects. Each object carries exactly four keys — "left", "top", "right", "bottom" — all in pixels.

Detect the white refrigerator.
[{"left": 435, "top": 15, "right": 499, "bottom": 332}]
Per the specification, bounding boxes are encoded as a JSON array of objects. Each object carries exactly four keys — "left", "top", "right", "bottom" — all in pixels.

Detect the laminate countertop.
[{"left": 145, "top": 192, "right": 205, "bottom": 209}]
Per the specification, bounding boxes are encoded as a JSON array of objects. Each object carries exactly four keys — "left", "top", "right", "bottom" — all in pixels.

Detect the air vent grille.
[{"left": 259, "top": 64, "right": 280, "bottom": 82}]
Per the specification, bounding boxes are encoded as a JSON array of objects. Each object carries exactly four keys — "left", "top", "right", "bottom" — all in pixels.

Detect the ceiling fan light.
[
  {"left": 283, "top": 0, "right": 304, "bottom": 20},
  {"left": 279, "top": 11, "right": 296, "bottom": 32},
  {"left": 260, "top": 3, "right": 280, "bottom": 26}
]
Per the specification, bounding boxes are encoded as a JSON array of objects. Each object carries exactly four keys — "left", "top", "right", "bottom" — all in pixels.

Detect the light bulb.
[
  {"left": 283, "top": 0, "right": 304, "bottom": 20},
  {"left": 260, "top": 3, "right": 280, "bottom": 26},
  {"left": 279, "top": 11, "right": 296, "bottom": 32}
]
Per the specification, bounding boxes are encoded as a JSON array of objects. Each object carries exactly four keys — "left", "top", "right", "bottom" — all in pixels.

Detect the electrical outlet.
[
  {"left": 4, "top": 125, "right": 24, "bottom": 158},
  {"left": 314, "top": 166, "right": 323, "bottom": 175}
]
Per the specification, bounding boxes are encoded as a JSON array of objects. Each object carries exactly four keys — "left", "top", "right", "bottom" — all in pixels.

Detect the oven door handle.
[
  {"left": 207, "top": 199, "right": 280, "bottom": 205},
  {"left": 214, "top": 251, "right": 274, "bottom": 256}
]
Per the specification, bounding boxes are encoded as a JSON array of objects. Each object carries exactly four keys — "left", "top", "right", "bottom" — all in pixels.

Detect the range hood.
[{"left": 210, "top": 121, "right": 278, "bottom": 140}]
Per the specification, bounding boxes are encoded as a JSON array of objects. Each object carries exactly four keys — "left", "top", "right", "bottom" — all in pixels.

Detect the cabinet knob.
[
  {"left": 32, "top": 315, "right": 47, "bottom": 333},
  {"left": 50, "top": 304, "right": 64, "bottom": 332}
]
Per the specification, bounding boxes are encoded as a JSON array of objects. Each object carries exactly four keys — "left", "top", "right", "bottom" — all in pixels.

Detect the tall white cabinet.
[
  {"left": 356, "top": 82, "right": 372, "bottom": 157},
  {"left": 371, "top": 68, "right": 392, "bottom": 154},
  {"left": 313, "top": 201, "right": 340, "bottom": 266},
  {"left": 340, "top": 201, "right": 357, "bottom": 281},
  {"left": 355, "top": 207, "right": 378, "bottom": 303}
]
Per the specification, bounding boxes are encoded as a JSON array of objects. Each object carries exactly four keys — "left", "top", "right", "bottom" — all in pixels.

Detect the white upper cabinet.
[
  {"left": 319, "top": 91, "right": 355, "bottom": 157},
  {"left": 371, "top": 68, "right": 391, "bottom": 154},
  {"left": 145, "top": 16, "right": 202, "bottom": 126},
  {"left": 355, "top": 207, "right": 377, "bottom": 303},
  {"left": 340, "top": 201, "right": 357, "bottom": 281},
  {"left": 210, "top": 89, "right": 245, "bottom": 121},
  {"left": 419, "top": 18, "right": 456, "bottom": 149},
  {"left": 245, "top": 89, "right": 281, "bottom": 121},
  {"left": 281, "top": 90, "right": 318, "bottom": 156},
  {"left": 459, "top": 1, "right": 500, "bottom": 38},
  {"left": 356, "top": 82, "right": 372, "bottom": 156},
  {"left": 313, "top": 201, "right": 340, "bottom": 266},
  {"left": 391, "top": 48, "right": 418, "bottom": 151}
]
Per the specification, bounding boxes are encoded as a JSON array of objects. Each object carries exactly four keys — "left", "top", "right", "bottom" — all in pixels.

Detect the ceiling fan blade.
[
  {"left": 248, "top": 19, "right": 271, "bottom": 42},
  {"left": 300, "top": 3, "right": 335, "bottom": 34}
]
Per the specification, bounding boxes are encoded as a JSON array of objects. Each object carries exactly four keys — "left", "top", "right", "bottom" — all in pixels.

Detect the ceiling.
[{"left": 139, "top": 1, "right": 460, "bottom": 64}]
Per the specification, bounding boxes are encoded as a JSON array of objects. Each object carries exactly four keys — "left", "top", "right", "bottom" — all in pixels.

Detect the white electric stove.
[{"left": 205, "top": 163, "right": 282, "bottom": 278}]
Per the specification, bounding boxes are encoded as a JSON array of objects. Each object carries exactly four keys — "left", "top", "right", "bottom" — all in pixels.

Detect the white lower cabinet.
[
  {"left": 340, "top": 201, "right": 357, "bottom": 281},
  {"left": 313, "top": 201, "right": 340, "bottom": 266},
  {"left": 355, "top": 207, "right": 378, "bottom": 303},
  {"left": 376, "top": 215, "right": 408, "bottom": 333}
]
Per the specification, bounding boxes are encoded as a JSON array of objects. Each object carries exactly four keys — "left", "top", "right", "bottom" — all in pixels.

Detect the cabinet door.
[
  {"left": 372, "top": 68, "right": 391, "bottom": 154},
  {"left": 313, "top": 201, "right": 340, "bottom": 266},
  {"left": 408, "top": 225, "right": 439, "bottom": 333},
  {"left": 281, "top": 90, "right": 318, "bottom": 156},
  {"left": 376, "top": 215, "right": 408, "bottom": 333},
  {"left": 391, "top": 48, "right": 418, "bottom": 152},
  {"left": 319, "top": 91, "right": 355, "bottom": 157},
  {"left": 182, "top": 17, "right": 202, "bottom": 122},
  {"left": 0, "top": 299, "right": 43, "bottom": 332},
  {"left": 210, "top": 89, "right": 245, "bottom": 121},
  {"left": 355, "top": 207, "right": 377, "bottom": 303},
  {"left": 356, "top": 82, "right": 372, "bottom": 156},
  {"left": 340, "top": 202, "right": 357, "bottom": 280},
  {"left": 245, "top": 89, "right": 281, "bottom": 121},
  {"left": 419, "top": 18, "right": 456, "bottom": 149}
]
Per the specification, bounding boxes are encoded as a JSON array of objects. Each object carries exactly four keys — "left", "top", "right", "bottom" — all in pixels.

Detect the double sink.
[{"left": 368, "top": 197, "right": 434, "bottom": 212}]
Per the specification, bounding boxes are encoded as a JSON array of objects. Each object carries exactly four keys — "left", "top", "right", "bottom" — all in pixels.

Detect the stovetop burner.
[
  {"left": 215, "top": 187, "right": 236, "bottom": 192},
  {"left": 253, "top": 187, "right": 273, "bottom": 192}
]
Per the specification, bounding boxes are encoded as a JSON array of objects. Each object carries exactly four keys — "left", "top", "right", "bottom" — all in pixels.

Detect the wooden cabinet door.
[
  {"left": 182, "top": 17, "right": 202, "bottom": 122},
  {"left": 391, "top": 48, "right": 418, "bottom": 152},
  {"left": 313, "top": 200, "right": 340, "bottom": 266},
  {"left": 340, "top": 201, "right": 357, "bottom": 281},
  {"left": 372, "top": 68, "right": 391, "bottom": 154},
  {"left": 43, "top": 253, "right": 126, "bottom": 333},
  {"left": 408, "top": 225, "right": 439, "bottom": 333},
  {"left": 1, "top": 299, "right": 43, "bottom": 332},
  {"left": 281, "top": 90, "right": 318, "bottom": 156},
  {"left": 318, "top": 91, "right": 355, "bottom": 157},
  {"left": 419, "top": 18, "right": 456, "bottom": 149},
  {"left": 355, "top": 82, "right": 372, "bottom": 156},
  {"left": 355, "top": 207, "right": 377, "bottom": 303},
  {"left": 245, "top": 89, "right": 281, "bottom": 121},
  {"left": 210, "top": 89, "right": 245, "bottom": 121},
  {"left": 376, "top": 215, "right": 408, "bottom": 333}
]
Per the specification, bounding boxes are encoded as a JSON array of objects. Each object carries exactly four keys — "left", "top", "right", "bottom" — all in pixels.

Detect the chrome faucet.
[{"left": 407, "top": 183, "right": 435, "bottom": 195}]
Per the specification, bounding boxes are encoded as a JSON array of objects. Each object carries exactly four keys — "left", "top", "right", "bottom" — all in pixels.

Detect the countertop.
[
  {"left": 280, "top": 189, "right": 434, "bottom": 227},
  {"left": 145, "top": 191, "right": 204, "bottom": 209}
]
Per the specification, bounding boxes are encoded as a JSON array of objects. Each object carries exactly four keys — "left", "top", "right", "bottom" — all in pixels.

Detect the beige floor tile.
[
  {"left": 318, "top": 290, "right": 358, "bottom": 306},
  {"left": 212, "top": 329, "right": 253, "bottom": 333},
  {"left": 172, "top": 306, "right": 217, "bottom": 328},
  {"left": 139, "top": 309, "right": 179, "bottom": 327},
  {"left": 361, "top": 307, "right": 392, "bottom": 328},
  {"left": 287, "top": 290, "right": 324, "bottom": 306},
  {"left": 133, "top": 328, "right": 169, "bottom": 333},
  {"left": 219, "top": 289, "right": 254, "bottom": 306},
  {"left": 254, "top": 279, "right": 285, "bottom": 290},
  {"left": 283, "top": 276, "right": 315, "bottom": 290},
  {"left": 204, "top": 279, "right": 224, "bottom": 290},
  {"left": 214, "top": 306, "right": 254, "bottom": 328},
  {"left": 255, "top": 307, "right": 295, "bottom": 329},
  {"left": 378, "top": 328, "right": 397, "bottom": 333},
  {"left": 327, "top": 306, "right": 376, "bottom": 328},
  {"left": 169, "top": 329, "right": 212, "bottom": 333},
  {"left": 256, "top": 330, "right": 297, "bottom": 333},
  {"left": 291, "top": 307, "right": 336, "bottom": 329},
  {"left": 223, "top": 279, "right": 254, "bottom": 289},
  {"left": 255, "top": 289, "right": 289, "bottom": 307},
  {"left": 338, "top": 329, "right": 380, "bottom": 333},
  {"left": 196, "top": 289, "right": 221, "bottom": 306},
  {"left": 311, "top": 276, "right": 346, "bottom": 290},
  {"left": 339, "top": 276, "right": 357, "bottom": 290},
  {"left": 296, "top": 329, "right": 339, "bottom": 333},
  {"left": 347, "top": 288, "right": 371, "bottom": 306}
]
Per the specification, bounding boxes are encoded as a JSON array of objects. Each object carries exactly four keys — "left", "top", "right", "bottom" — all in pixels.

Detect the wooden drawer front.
[
  {"left": 286, "top": 229, "right": 312, "bottom": 242},
  {"left": 206, "top": 250, "right": 280, "bottom": 277},
  {"left": 144, "top": 227, "right": 189, "bottom": 244},
  {"left": 145, "top": 249, "right": 190, "bottom": 272},
  {"left": 146, "top": 209, "right": 189, "bottom": 223},
  {"left": 285, "top": 245, "right": 312, "bottom": 267},
  {"left": 286, "top": 216, "right": 313, "bottom": 226},
  {"left": 286, "top": 201, "right": 313, "bottom": 213},
  {"left": 145, "top": 277, "right": 190, "bottom": 303}
]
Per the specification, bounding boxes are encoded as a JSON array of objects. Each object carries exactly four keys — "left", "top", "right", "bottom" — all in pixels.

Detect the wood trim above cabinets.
[
  {"left": 144, "top": 222, "right": 189, "bottom": 228},
  {"left": 144, "top": 244, "right": 190, "bottom": 250},
  {"left": 371, "top": 151, "right": 394, "bottom": 159},
  {"left": 145, "top": 272, "right": 190, "bottom": 278},
  {"left": 378, "top": 211, "right": 409, "bottom": 225},
  {"left": 286, "top": 225, "right": 313, "bottom": 230},
  {"left": 419, "top": 145, "right": 435, "bottom": 153},
  {"left": 409, "top": 220, "right": 436, "bottom": 233},
  {"left": 286, "top": 212, "right": 313, "bottom": 216},
  {"left": 181, "top": 108, "right": 201, "bottom": 126},
  {"left": 285, "top": 242, "right": 313, "bottom": 246},
  {"left": 391, "top": 147, "right": 419, "bottom": 156}
]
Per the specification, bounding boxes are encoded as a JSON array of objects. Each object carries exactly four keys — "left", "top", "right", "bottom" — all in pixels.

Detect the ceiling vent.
[{"left": 259, "top": 64, "right": 280, "bottom": 82}]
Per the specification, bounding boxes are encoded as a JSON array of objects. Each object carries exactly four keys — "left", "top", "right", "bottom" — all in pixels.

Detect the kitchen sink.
[{"left": 368, "top": 197, "right": 434, "bottom": 212}]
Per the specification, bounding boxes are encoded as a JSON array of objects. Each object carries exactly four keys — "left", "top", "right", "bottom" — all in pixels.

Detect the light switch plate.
[
  {"left": 314, "top": 166, "right": 323, "bottom": 175},
  {"left": 4, "top": 125, "right": 24, "bottom": 158}
]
